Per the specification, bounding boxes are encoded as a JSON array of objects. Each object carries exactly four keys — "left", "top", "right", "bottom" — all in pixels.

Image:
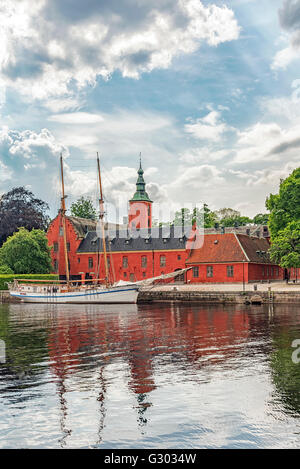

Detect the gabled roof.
[
  {"left": 236, "top": 234, "right": 272, "bottom": 264},
  {"left": 77, "top": 225, "right": 187, "bottom": 253},
  {"left": 186, "top": 233, "right": 273, "bottom": 265},
  {"left": 68, "top": 216, "right": 97, "bottom": 239}
]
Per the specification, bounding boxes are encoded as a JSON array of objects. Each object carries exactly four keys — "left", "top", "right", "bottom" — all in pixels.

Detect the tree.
[
  {"left": 215, "top": 208, "right": 241, "bottom": 221},
  {"left": 203, "top": 204, "right": 218, "bottom": 228},
  {"left": 269, "top": 221, "right": 300, "bottom": 272},
  {"left": 0, "top": 187, "right": 49, "bottom": 246},
  {"left": 70, "top": 196, "right": 96, "bottom": 220},
  {"left": 266, "top": 167, "right": 300, "bottom": 239},
  {"left": 0, "top": 265, "right": 14, "bottom": 274},
  {"left": 253, "top": 213, "right": 269, "bottom": 225},
  {"left": 0, "top": 228, "right": 52, "bottom": 274},
  {"left": 215, "top": 208, "right": 252, "bottom": 227},
  {"left": 172, "top": 205, "right": 217, "bottom": 228}
]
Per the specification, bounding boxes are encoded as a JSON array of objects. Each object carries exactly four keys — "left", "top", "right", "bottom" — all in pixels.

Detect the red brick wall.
[
  {"left": 248, "top": 263, "right": 284, "bottom": 282},
  {"left": 128, "top": 201, "right": 152, "bottom": 229},
  {"left": 47, "top": 214, "right": 82, "bottom": 278},
  {"left": 186, "top": 263, "right": 249, "bottom": 283},
  {"left": 78, "top": 249, "right": 187, "bottom": 283}
]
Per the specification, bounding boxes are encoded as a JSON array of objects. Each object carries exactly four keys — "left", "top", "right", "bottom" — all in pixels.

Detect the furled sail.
[{"left": 113, "top": 268, "right": 191, "bottom": 287}]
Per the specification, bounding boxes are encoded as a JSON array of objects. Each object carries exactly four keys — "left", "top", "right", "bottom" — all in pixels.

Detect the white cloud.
[
  {"left": 0, "top": 126, "right": 68, "bottom": 206},
  {"left": 0, "top": 0, "right": 240, "bottom": 106},
  {"left": 49, "top": 112, "right": 104, "bottom": 124},
  {"left": 184, "top": 109, "right": 234, "bottom": 142},
  {"left": 272, "top": 44, "right": 299, "bottom": 69},
  {"left": 232, "top": 121, "right": 300, "bottom": 164},
  {"left": 180, "top": 147, "right": 230, "bottom": 164},
  {"left": 272, "top": 0, "right": 300, "bottom": 69}
]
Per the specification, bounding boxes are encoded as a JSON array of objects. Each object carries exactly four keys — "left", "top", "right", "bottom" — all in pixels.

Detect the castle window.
[
  {"left": 177, "top": 255, "right": 181, "bottom": 260},
  {"left": 124, "top": 272, "right": 127, "bottom": 278},
  {"left": 141, "top": 256, "right": 147, "bottom": 268},
  {"left": 53, "top": 259, "right": 58, "bottom": 271},
  {"left": 123, "top": 256, "right": 128, "bottom": 268},
  {"left": 160, "top": 255, "right": 166, "bottom": 267},
  {"left": 142, "top": 272, "right": 146, "bottom": 278},
  {"left": 88, "top": 257, "right": 93, "bottom": 269},
  {"left": 193, "top": 267, "right": 199, "bottom": 278},
  {"left": 130, "top": 273, "right": 135, "bottom": 282},
  {"left": 227, "top": 265, "right": 234, "bottom": 277},
  {"left": 53, "top": 242, "right": 58, "bottom": 252},
  {"left": 67, "top": 242, "right": 70, "bottom": 252},
  {"left": 78, "top": 258, "right": 80, "bottom": 263},
  {"left": 59, "top": 227, "right": 63, "bottom": 236},
  {"left": 207, "top": 266, "right": 213, "bottom": 278}
]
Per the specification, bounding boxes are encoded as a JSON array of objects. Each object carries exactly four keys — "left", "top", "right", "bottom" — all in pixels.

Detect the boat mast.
[
  {"left": 97, "top": 152, "right": 110, "bottom": 287},
  {"left": 60, "top": 154, "right": 70, "bottom": 286}
]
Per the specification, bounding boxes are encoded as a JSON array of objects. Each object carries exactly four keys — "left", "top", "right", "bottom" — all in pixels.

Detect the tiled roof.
[
  {"left": 236, "top": 234, "right": 272, "bottom": 264},
  {"left": 68, "top": 216, "right": 97, "bottom": 239},
  {"left": 77, "top": 226, "right": 187, "bottom": 253},
  {"left": 67, "top": 216, "right": 126, "bottom": 239},
  {"left": 187, "top": 233, "right": 273, "bottom": 264}
]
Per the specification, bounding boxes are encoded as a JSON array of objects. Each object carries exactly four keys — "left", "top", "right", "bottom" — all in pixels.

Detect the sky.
[{"left": 0, "top": 0, "right": 300, "bottom": 221}]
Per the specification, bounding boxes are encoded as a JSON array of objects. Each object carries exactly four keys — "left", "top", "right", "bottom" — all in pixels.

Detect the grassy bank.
[{"left": 0, "top": 274, "right": 59, "bottom": 290}]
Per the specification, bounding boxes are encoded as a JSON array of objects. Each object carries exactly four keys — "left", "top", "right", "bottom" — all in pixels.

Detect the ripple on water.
[{"left": 1, "top": 302, "right": 300, "bottom": 448}]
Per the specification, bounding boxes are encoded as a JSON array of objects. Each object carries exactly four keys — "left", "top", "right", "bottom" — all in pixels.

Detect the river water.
[{"left": 0, "top": 302, "right": 300, "bottom": 449}]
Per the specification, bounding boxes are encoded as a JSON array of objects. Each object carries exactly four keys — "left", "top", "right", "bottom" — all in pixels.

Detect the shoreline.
[{"left": 2, "top": 283, "right": 300, "bottom": 305}]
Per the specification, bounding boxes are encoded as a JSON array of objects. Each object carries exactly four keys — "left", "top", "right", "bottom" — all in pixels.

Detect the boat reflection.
[{"left": 2, "top": 302, "right": 300, "bottom": 448}]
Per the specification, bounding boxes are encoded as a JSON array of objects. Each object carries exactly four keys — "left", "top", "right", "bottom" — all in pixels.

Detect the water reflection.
[{"left": 0, "top": 302, "right": 300, "bottom": 448}]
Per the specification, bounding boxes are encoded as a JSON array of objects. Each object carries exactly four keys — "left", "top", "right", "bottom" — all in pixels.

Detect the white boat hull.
[{"left": 10, "top": 285, "right": 139, "bottom": 304}]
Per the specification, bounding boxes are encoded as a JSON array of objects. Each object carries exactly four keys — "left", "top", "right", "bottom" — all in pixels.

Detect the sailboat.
[{"left": 9, "top": 154, "right": 140, "bottom": 304}]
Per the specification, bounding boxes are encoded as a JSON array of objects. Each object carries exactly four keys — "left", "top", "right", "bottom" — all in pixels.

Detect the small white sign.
[
  {"left": 292, "top": 339, "right": 300, "bottom": 364},
  {"left": 0, "top": 339, "right": 5, "bottom": 364}
]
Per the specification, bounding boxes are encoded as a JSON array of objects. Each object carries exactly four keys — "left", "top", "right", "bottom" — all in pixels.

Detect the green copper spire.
[{"left": 130, "top": 153, "right": 152, "bottom": 202}]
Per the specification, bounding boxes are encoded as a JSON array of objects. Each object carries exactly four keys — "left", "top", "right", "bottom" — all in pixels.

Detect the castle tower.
[{"left": 128, "top": 156, "right": 152, "bottom": 230}]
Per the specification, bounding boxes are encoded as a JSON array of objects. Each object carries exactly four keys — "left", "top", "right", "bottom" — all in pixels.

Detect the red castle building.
[{"left": 47, "top": 161, "right": 286, "bottom": 284}]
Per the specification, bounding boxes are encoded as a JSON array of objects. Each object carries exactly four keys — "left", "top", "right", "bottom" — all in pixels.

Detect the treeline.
[
  {"left": 166, "top": 206, "right": 269, "bottom": 229},
  {"left": 0, "top": 167, "right": 299, "bottom": 275}
]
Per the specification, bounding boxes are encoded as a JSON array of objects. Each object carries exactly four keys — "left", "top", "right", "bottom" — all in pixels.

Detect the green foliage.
[
  {"left": 70, "top": 196, "right": 97, "bottom": 220},
  {"left": 172, "top": 205, "right": 217, "bottom": 228},
  {"left": 269, "top": 221, "right": 300, "bottom": 269},
  {"left": 203, "top": 204, "right": 218, "bottom": 228},
  {"left": 0, "top": 274, "right": 59, "bottom": 290},
  {"left": 266, "top": 168, "right": 300, "bottom": 238},
  {"left": 0, "top": 186, "right": 49, "bottom": 246},
  {"left": 0, "top": 228, "right": 52, "bottom": 274},
  {"left": 0, "top": 265, "right": 14, "bottom": 274},
  {"left": 252, "top": 213, "right": 269, "bottom": 225},
  {"left": 215, "top": 208, "right": 252, "bottom": 227}
]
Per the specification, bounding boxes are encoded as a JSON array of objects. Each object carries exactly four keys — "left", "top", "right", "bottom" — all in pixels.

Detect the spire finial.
[{"left": 139, "top": 152, "right": 142, "bottom": 170}]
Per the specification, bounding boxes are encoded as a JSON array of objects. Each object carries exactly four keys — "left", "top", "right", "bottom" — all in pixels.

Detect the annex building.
[{"left": 47, "top": 161, "right": 287, "bottom": 284}]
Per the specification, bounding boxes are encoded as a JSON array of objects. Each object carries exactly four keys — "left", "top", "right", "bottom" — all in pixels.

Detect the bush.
[
  {"left": 0, "top": 274, "right": 59, "bottom": 291},
  {"left": 0, "top": 228, "right": 52, "bottom": 274},
  {"left": 0, "top": 265, "right": 14, "bottom": 274}
]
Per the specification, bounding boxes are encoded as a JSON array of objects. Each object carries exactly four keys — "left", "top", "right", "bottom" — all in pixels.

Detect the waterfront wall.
[
  {"left": 138, "top": 290, "right": 300, "bottom": 305},
  {"left": 2, "top": 289, "right": 300, "bottom": 305}
]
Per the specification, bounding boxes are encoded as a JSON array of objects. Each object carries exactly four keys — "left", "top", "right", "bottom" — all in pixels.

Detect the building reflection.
[
  {"left": 2, "top": 302, "right": 300, "bottom": 446},
  {"left": 44, "top": 303, "right": 251, "bottom": 441}
]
